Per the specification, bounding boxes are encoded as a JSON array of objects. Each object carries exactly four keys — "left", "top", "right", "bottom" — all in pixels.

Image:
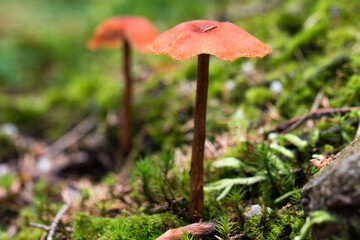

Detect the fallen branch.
[
  {"left": 29, "top": 201, "right": 71, "bottom": 240},
  {"left": 305, "top": 91, "right": 323, "bottom": 130},
  {"left": 118, "top": 150, "right": 136, "bottom": 180},
  {"left": 47, "top": 201, "right": 71, "bottom": 240},
  {"left": 119, "top": 127, "right": 149, "bottom": 180},
  {"left": 147, "top": 197, "right": 184, "bottom": 215},
  {"left": 29, "top": 222, "right": 51, "bottom": 231},
  {"left": 267, "top": 107, "right": 360, "bottom": 134},
  {"left": 44, "top": 115, "right": 97, "bottom": 158}
]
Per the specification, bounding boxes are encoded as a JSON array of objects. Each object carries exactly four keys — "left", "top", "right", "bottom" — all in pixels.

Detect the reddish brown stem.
[
  {"left": 121, "top": 39, "right": 132, "bottom": 156},
  {"left": 189, "top": 54, "right": 210, "bottom": 222}
]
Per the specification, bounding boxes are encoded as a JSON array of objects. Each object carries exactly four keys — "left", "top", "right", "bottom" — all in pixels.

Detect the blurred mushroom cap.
[{"left": 88, "top": 16, "right": 158, "bottom": 53}]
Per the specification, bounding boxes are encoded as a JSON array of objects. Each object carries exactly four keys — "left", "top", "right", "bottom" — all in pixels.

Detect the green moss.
[
  {"left": 245, "top": 87, "right": 274, "bottom": 108},
  {"left": 0, "top": 232, "right": 11, "bottom": 240},
  {"left": 102, "top": 173, "right": 117, "bottom": 189},
  {"left": 245, "top": 207, "right": 306, "bottom": 239},
  {"left": 72, "top": 212, "right": 185, "bottom": 240},
  {"left": 2, "top": 0, "right": 360, "bottom": 238},
  {"left": 0, "top": 173, "right": 16, "bottom": 190},
  {"left": 13, "top": 229, "right": 44, "bottom": 240},
  {"left": 131, "top": 152, "right": 187, "bottom": 204}
]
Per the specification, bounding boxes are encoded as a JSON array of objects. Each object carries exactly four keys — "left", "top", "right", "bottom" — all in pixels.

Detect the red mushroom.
[
  {"left": 310, "top": 158, "right": 330, "bottom": 168},
  {"left": 148, "top": 20, "right": 271, "bottom": 222},
  {"left": 88, "top": 16, "right": 158, "bottom": 156}
]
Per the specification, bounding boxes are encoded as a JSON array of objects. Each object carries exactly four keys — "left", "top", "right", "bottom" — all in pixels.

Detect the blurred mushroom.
[
  {"left": 310, "top": 157, "right": 330, "bottom": 168},
  {"left": 149, "top": 20, "right": 271, "bottom": 221},
  {"left": 88, "top": 16, "right": 158, "bottom": 156}
]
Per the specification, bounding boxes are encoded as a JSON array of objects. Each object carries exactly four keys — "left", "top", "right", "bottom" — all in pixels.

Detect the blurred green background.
[
  {"left": 0, "top": 0, "right": 359, "bottom": 150},
  {"left": 0, "top": 0, "right": 218, "bottom": 139}
]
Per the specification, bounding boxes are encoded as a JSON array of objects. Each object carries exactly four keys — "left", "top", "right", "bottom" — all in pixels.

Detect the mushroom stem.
[
  {"left": 189, "top": 53, "right": 210, "bottom": 222},
  {"left": 121, "top": 39, "right": 132, "bottom": 156}
]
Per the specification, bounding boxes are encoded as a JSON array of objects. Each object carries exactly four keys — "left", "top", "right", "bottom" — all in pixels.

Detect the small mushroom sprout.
[{"left": 310, "top": 158, "right": 330, "bottom": 168}]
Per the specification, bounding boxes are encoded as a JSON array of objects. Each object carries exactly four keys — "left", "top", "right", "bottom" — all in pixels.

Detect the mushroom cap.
[
  {"left": 310, "top": 159, "right": 323, "bottom": 168},
  {"left": 88, "top": 16, "right": 158, "bottom": 53},
  {"left": 148, "top": 20, "right": 272, "bottom": 61}
]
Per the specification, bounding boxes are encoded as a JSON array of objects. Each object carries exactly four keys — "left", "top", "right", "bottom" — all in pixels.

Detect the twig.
[
  {"left": 118, "top": 126, "right": 149, "bottom": 180},
  {"left": 283, "top": 92, "right": 323, "bottom": 133},
  {"left": 29, "top": 222, "right": 51, "bottom": 231},
  {"left": 118, "top": 149, "right": 136, "bottom": 180},
  {"left": 306, "top": 91, "right": 324, "bottom": 130},
  {"left": 311, "top": 92, "right": 324, "bottom": 112},
  {"left": 47, "top": 202, "right": 71, "bottom": 240},
  {"left": 147, "top": 197, "right": 184, "bottom": 214},
  {"left": 40, "top": 232, "right": 47, "bottom": 240},
  {"left": 267, "top": 107, "right": 360, "bottom": 134},
  {"left": 44, "top": 115, "right": 97, "bottom": 158}
]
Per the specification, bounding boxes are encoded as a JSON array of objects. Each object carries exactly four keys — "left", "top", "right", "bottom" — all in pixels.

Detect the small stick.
[
  {"left": 40, "top": 232, "right": 47, "bottom": 240},
  {"left": 44, "top": 115, "right": 96, "bottom": 158},
  {"left": 29, "top": 222, "right": 51, "bottom": 231},
  {"left": 267, "top": 107, "right": 360, "bottom": 134},
  {"left": 203, "top": 25, "right": 217, "bottom": 32},
  {"left": 119, "top": 127, "right": 149, "bottom": 180},
  {"left": 289, "top": 92, "right": 323, "bottom": 132},
  {"left": 147, "top": 197, "right": 184, "bottom": 214},
  {"left": 119, "top": 150, "right": 136, "bottom": 180},
  {"left": 47, "top": 202, "right": 71, "bottom": 240},
  {"left": 306, "top": 91, "right": 323, "bottom": 130},
  {"left": 310, "top": 91, "right": 324, "bottom": 112}
]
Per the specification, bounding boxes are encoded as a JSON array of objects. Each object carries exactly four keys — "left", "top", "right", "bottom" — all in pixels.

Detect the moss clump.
[
  {"left": 244, "top": 207, "right": 305, "bottom": 239},
  {"left": 72, "top": 212, "right": 185, "bottom": 240},
  {"left": 245, "top": 87, "right": 274, "bottom": 108},
  {"left": 0, "top": 173, "right": 16, "bottom": 190},
  {"left": 12, "top": 229, "right": 44, "bottom": 240}
]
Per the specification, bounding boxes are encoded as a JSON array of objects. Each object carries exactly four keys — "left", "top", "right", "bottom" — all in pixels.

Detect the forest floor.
[{"left": 1, "top": 0, "right": 360, "bottom": 239}]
